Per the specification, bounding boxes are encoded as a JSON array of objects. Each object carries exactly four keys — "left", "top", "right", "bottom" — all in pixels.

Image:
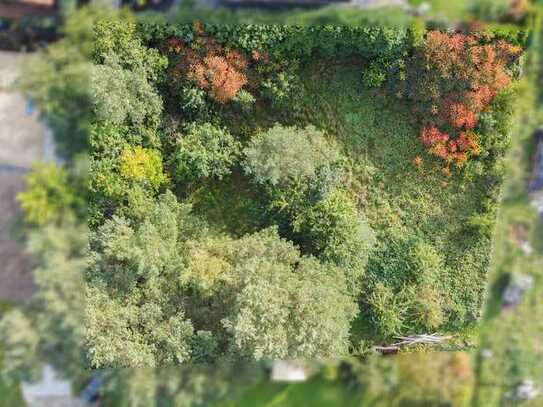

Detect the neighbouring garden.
[{"left": 87, "top": 19, "right": 526, "bottom": 367}]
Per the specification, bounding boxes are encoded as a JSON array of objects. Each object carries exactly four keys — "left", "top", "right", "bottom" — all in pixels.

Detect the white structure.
[
  {"left": 21, "top": 365, "right": 86, "bottom": 407},
  {"left": 505, "top": 379, "right": 542, "bottom": 402},
  {"left": 271, "top": 361, "right": 308, "bottom": 382}
]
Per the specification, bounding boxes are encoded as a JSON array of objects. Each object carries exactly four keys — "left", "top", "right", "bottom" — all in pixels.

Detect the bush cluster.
[
  {"left": 87, "top": 192, "right": 357, "bottom": 365},
  {"left": 243, "top": 125, "right": 374, "bottom": 293},
  {"left": 403, "top": 30, "right": 522, "bottom": 173},
  {"left": 161, "top": 23, "right": 255, "bottom": 104},
  {"left": 363, "top": 238, "right": 448, "bottom": 337}
]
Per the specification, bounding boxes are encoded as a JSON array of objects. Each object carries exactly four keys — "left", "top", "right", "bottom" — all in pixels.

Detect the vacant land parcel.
[{"left": 87, "top": 20, "right": 524, "bottom": 366}]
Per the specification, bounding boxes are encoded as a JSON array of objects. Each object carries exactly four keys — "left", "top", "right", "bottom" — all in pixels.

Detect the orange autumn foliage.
[
  {"left": 162, "top": 28, "right": 254, "bottom": 104},
  {"left": 442, "top": 101, "right": 477, "bottom": 129},
  {"left": 421, "top": 31, "right": 519, "bottom": 131},
  {"left": 188, "top": 54, "right": 248, "bottom": 103},
  {"left": 420, "top": 126, "right": 480, "bottom": 168},
  {"left": 411, "top": 31, "right": 521, "bottom": 171}
]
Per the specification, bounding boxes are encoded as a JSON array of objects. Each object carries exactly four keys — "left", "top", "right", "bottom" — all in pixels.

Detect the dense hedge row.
[
  {"left": 138, "top": 23, "right": 408, "bottom": 59},
  {"left": 88, "top": 19, "right": 524, "bottom": 367}
]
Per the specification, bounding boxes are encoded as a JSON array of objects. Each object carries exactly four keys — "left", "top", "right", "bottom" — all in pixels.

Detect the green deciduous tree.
[
  {"left": 243, "top": 124, "right": 341, "bottom": 187},
  {"left": 0, "top": 310, "right": 41, "bottom": 383},
  {"left": 92, "top": 61, "right": 163, "bottom": 127},
  {"left": 171, "top": 123, "right": 241, "bottom": 181},
  {"left": 0, "top": 219, "right": 87, "bottom": 382},
  {"left": 86, "top": 191, "right": 204, "bottom": 367},
  {"left": 17, "top": 163, "right": 78, "bottom": 226},
  {"left": 19, "top": 6, "right": 130, "bottom": 158},
  {"left": 184, "top": 228, "right": 358, "bottom": 360},
  {"left": 93, "top": 18, "right": 167, "bottom": 83},
  {"left": 91, "top": 17, "right": 167, "bottom": 131},
  {"left": 86, "top": 285, "right": 194, "bottom": 368},
  {"left": 224, "top": 253, "right": 357, "bottom": 360},
  {"left": 293, "top": 189, "right": 375, "bottom": 293}
]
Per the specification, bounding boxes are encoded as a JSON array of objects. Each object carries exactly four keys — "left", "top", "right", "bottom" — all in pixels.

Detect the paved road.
[
  {"left": 0, "top": 51, "right": 49, "bottom": 302},
  {"left": 0, "top": 52, "right": 46, "bottom": 169}
]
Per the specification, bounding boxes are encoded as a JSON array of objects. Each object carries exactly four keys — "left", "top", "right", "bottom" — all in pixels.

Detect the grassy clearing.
[
  {"left": 408, "top": 0, "right": 470, "bottom": 21},
  {"left": 193, "top": 57, "right": 499, "bottom": 342},
  {"left": 297, "top": 60, "right": 495, "bottom": 337},
  {"left": 224, "top": 376, "right": 361, "bottom": 407}
]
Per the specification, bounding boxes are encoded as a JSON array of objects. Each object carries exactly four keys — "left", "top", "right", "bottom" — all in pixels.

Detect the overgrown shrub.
[
  {"left": 466, "top": 212, "right": 496, "bottom": 237},
  {"left": 233, "top": 89, "right": 256, "bottom": 110},
  {"left": 162, "top": 26, "right": 251, "bottom": 104},
  {"left": 259, "top": 69, "right": 299, "bottom": 106},
  {"left": 362, "top": 59, "right": 389, "bottom": 88},
  {"left": 403, "top": 30, "right": 522, "bottom": 172},
  {"left": 407, "top": 284, "right": 445, "bottom": 330},
  {"left": 420, "top": 127, "right": 481, "bottom": 169},
  {"left": 408, "top": 241, "right": 443, "bottom": 285},
  {"left": 293, "top": 189, "right": 375, "bottom": 293},
  {"left": 363, "top": 237, "right": 448, "bottom": 336},
  {"left": 178, "top": 86, "right": 207, "bottom": 115},
  {"left": 366, "top": 282, "right": 406, "bottom": 337},
  {"left": 118, "top": 185, "right": 155, "bottom": 223}
]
